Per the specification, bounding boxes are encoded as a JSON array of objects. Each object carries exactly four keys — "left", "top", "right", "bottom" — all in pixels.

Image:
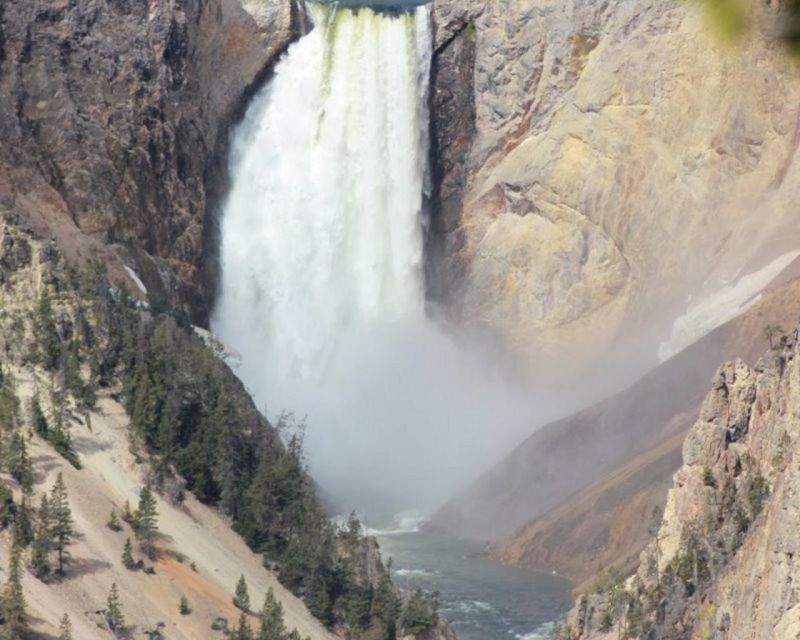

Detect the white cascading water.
[
  {"left": 213, "top": 3, "right": 542, "bottom": 513},
  {"left": 214, "top": 3, "right": 430, "bottom": 384}
]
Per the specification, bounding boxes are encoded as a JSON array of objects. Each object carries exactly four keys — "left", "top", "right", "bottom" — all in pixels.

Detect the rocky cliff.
[
  {"left": 558, "top": 323, "right": 800, "bottom": 639},
  {"left": 430, "top": 0, "right": 800, "bottom": 390},
  {"left": 0, "top": 0, "right": 299, "bottom": 317}
]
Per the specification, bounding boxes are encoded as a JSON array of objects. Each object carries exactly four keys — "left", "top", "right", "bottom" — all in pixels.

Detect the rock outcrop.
[
  {"left": 430, "top": 267, "right": 800, "bottom": 572},
  {"left": 559, "top": 321, "right": 800, "bottom": 639},
  {"left": 0, "top": 0, "right": 299, "bottom": 317},
  {"left": 430, "top": 0, "right": 800, "bottom": 387}
]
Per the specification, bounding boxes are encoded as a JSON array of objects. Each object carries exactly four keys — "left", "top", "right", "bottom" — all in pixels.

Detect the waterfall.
[
  {"left": 213, "top": 3, "right": 431, "bottom": 387},
  {"left": 213, "top": 3, "right": 541, "bottom": 513}
]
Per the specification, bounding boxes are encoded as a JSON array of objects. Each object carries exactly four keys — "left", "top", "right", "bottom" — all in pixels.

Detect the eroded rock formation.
[
  {"left": 431, "top": 0, "right": 800, "bottom": 386},
  {"left": 560, "top": 323, "right": 800, "bottom": 639},
  {"left": 0, "top": 0, "right": 299, "bottom": 315}
]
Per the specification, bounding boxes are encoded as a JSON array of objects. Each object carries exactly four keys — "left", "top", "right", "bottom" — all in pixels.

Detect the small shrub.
[
  {"left": 702, "top": 466, "right": 716, "bottom": 489},
  {"left": 179, "top": 595, "right": 191, "bottom": 615}
]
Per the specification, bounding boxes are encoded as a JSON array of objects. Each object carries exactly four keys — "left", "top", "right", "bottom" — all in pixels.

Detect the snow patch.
[{"left": 659, "top": 251, "right": 800, "bottom": 361}]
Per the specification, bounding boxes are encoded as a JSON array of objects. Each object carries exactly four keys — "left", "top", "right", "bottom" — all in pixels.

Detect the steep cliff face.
[
  {"left": 431, "top": 0, "right": 800, "bottom": 386},
  {"left": 0, "top": 0, "right": 299, "bottom": 316},
  {"left": 430, "top": 266, "right": 800, "bottom": 550},
  {"left": 560, "top": 325, "right": 800, "bottom": 639}
]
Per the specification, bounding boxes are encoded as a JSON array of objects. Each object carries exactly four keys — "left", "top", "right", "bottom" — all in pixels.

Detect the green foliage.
[
  {"left": 747, "top": 471, "right": 769, "bottom": 518},
  {"left": 106, "top": 583, "right": 125, "bottom": 632},
  {"left": 50, "top": 472, "right": 74, "bottom": 574},
  {"left": 234, "top": 574, "right": 251, "bottom": 611},
  {"left": 107, "top": 510, "right": 122, "bottom": 532},
  {"left": 35, "top": 288, "right": 61, "bottom": 370},
  {"left": 1, "top": 546, "right": 29, "bottom": 639},
  {"left": 30, "top": 393, "right": 48, "bottom": 439},
  {"left": 179, "top": 595, "right": 192, "bottom": 615},
  {"left": 12, "top": 496, "right": 34, "bottom": 549},
  {"left": 122, "top": 538, "right": 136, "bottom": 570},
  {"left": 135, "top": 484, "right": 159, "bottom": 557},
  {"left": 399, "top": 589, "right": 439, "bottom": 636},
  {"left": 31, "top": 495, "right": 52, "bottom": 579},
  {"left": 71, "top": 271, "right": 395, "bottom": 636},
  {"left": 58, "top": 613, "right": 73, "bottom": 640},
  {"left": 8, "top": 432, "right": 33, "bottom": 492},
  {"left": 702, "top": 466, "right": 716, "bottom": 489},
  {"left": 0, "top": 484, "right": 14, "bottom": 530},
  {"left": 258, "top": 588, "right": 286, "bottom": 640},
  {"left": 233, "top": 611, "right": 253, "bottom": 640}
]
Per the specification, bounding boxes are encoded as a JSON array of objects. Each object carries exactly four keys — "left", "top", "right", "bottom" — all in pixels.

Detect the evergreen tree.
[
  {"left": 58, "top": 612, "right": 73, "bottom": 640},
  {"left": 179, "top": 594, "right": 192, "bottom": 615},
  {"left": 135, "top": 484, "right": 158, "bottom": 557},
  {"left": 9, "top": 432, "right": 33, "bottom": 493},
  {"left": 31, "top": 494, "right": 52, "bottom": 579},
  {"left": 122, "top": 499, "right": 134, "bottom": 524},
  {"left": 259, "top": 588, "right": 287, "bottom": 640},
  {"left": 106, "top": 582, "right": 125, "bottom": 632},
  {"left": 64, "top": 339, "right": 84, "bottom": 401},
  {"left": 1, "top": 546, "right": 29, "bottom": 638},
  {"left": 233, "top": 611, "right": 253, "bottom": 640},
  {"left": 107, "top": 509, "right": 122, "bottom": 532},
  {"left": 12, "top": 496, "right": 34, "bottom": 548},
  {"left": 234, "top": 574, "right": 251, "bottom": 611},
  {"left": 35, "top": 288, "right": 61, "bottom": 370},
  {"left": 122, "top": 537, "right": 135, "bottom": 570},
  {"left": 50, "top": 472, "right": 74, "bottom": 574},
  {"left": 30, "top": 392, "right": 49, "bottom": 438},
  {"left": 0, "top": 484, "right": 14, "bottom": 529}
]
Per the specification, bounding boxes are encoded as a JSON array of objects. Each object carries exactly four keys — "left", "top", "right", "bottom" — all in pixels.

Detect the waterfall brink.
[
  {"left": 213, "top": 3, "right": 541, "bottom": 513},
  {"left": 213, "top": 3, "right": 431, "bottom": 386}
]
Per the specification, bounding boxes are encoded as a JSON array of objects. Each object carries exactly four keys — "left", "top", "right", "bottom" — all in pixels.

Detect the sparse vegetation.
[
  {"left": 179, "top": 594, "right": 192, "bottom": 615},
  {"left": 107, "top": 509, "right": 122, "bottom": 532},
  {"left": 1, "top": 546, "right": 30, "bottom": 639},
  {"left": 234, "top": 574, "right": 251, "bottom": 611},
  {"left": 106, "top": 582, "right": 125, "bottom": 633}
]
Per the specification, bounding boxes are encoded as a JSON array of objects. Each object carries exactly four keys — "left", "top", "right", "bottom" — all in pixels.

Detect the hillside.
[
  {"left": 558, "top": 321, "right": 800, "bottom": 639},
  {"left": 0, "top": 221, "right": 453, "bottom": 640}
]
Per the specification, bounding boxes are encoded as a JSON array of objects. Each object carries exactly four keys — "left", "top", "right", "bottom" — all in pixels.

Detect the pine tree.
[
  {"left": 31, "top": 494, "right": 52, "bottom": 579},
  {"left": 122, "top": 499, "right": 134, "bottom": 524},
  {"left": 9, "top": 432, "right": 34, "bottom": 492},
  {"left": 107, "top": 509, "right": 122, "bottom": 532},
  {"left": 179, "top": 594, "right": 191, "bottom": 615},
  {"left": 106, "top": 582, "right": 125, "bottom": 632},
  {"left": 234, "top": 611, "right": 253, "bottom": 640},
  {"left": 58, "top": 612, "right": 74, "bottom": 640},
  {"left": 122, "top": 537, "right": 135, "bottom": 570},
  {"left": 135, "top": 484, "right": 158, "bottom": 557},
  {"left": 1, "top": 546, "right": 29, "bottom": 638},
  {"left": 12, "top": 495, "right": 34, "bottom": 548},
  {"left": 31, "top": 392, "right": 49, "bottom": 438},
  {"left": 35, "top": 288, "right": 61, "bottom": 370},
  {"left": 50, "top": 472, "right": 74, "bottom": 574},
  {"left": 234, "top": 574, "right": 251, "bottom": 611},
  {"left": 259, "top": 588, "right": 287, "bottom": 640}
]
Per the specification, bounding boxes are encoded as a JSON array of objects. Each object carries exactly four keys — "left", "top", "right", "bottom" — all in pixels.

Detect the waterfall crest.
[{"left": 213, "top": 3, "right": 432, "bottom": 387}]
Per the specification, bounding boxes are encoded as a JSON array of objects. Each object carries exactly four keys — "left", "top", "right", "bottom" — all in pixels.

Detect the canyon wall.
[
  {"left": 0, "top": 0, "right": 299, "bottom": 315},
  {"left": 431, "top": 0, "right": 800, "bottom": 388},
  {"left": 560, "top": 322, "right": 800, "bottom": 639}
]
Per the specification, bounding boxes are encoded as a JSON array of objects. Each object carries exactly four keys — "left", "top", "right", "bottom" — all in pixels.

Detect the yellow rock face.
[{"left": 434, "top": 0, "right": 800, "bottom": 385}]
